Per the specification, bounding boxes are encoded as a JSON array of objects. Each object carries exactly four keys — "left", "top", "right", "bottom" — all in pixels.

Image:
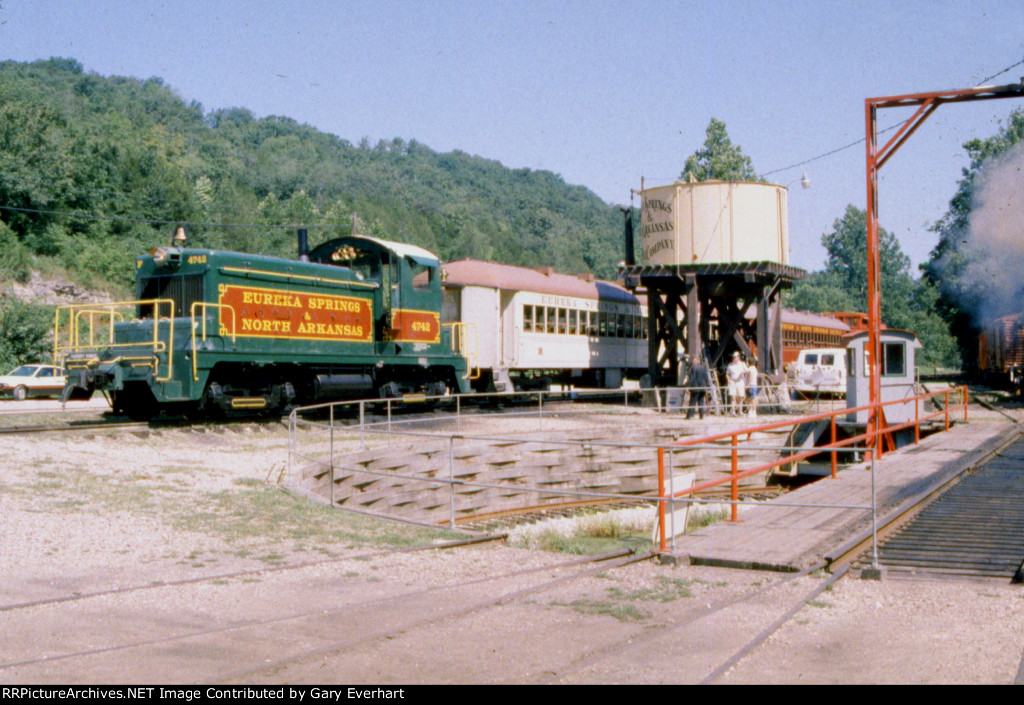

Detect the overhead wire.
[{"left": 0, "top": 204, "right": 342, "bottom": 229}]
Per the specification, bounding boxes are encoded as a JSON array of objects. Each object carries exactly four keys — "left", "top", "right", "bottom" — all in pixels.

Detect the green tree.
[
  {"left": 0, "top": 298, "right": 54, "bottom": 371},
  {"left": 791, "top": 205, "right": 958, "bottom": 369},
  {"left": 680, "top": 118, "right": 762, "bottom": 182},
  {"left": 822, "top": 205, "right": 910, "bottom": 302}
]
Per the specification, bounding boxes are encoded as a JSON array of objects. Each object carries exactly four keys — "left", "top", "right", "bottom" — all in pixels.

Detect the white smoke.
[{"left": 963, "top": 142, "right": 1024, "bottom": 319}]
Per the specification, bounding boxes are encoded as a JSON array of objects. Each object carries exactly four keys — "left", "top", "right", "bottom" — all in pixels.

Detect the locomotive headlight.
[{"left": 149, "top": 247, "right": 169, "bottom": 265}]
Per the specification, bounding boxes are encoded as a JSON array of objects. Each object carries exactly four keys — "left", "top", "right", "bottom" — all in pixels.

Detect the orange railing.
[{"left": 655, "top": 386, "right": 970, "bottom": 553}]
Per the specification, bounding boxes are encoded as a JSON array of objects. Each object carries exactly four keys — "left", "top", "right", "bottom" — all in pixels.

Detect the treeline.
[{"left": 0, "top": 57, "right": 626, "bottom": 296}]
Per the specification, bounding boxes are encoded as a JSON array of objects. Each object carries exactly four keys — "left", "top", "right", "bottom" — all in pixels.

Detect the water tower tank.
[{"left": 639, "top": 181, "right": 789, "bottom": 265}]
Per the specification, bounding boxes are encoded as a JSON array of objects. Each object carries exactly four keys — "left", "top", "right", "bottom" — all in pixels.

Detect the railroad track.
[
  {"left": 0, "top": 541, "right": 647, "bottom": 683},
  {"left": 852, "top": 439, "right": 1024, "bottom": 582}
]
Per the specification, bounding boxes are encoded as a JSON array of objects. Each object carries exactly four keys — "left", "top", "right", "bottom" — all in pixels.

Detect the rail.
[
  {"left": 654, "top": 385, "right": 970, "bottom": 552},
  {"left": 54, "top": 299, "right": 177, "bottom": 382}
]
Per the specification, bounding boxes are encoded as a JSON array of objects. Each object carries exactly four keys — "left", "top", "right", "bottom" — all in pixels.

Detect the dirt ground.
[{"left": 1, "top": 398, "right": 1023, "bottom": 684}]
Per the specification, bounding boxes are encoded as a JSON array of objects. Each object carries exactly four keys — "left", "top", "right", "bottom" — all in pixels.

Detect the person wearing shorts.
[{"left": 726, "top": 351, "right": 746, "bottom": 416}]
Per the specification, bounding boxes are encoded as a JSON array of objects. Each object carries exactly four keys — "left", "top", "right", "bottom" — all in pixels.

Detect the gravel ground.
[{"left": 1, "top": 397, "right": 1022, "bottom": 684}]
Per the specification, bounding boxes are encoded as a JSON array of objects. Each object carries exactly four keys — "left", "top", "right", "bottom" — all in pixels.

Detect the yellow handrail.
[
  {"left": 444, "top": 322, "right": 480, "bottom": 381},
  {"left": 190, "top": 302, "right": 237, "bottom": 381},
  {"left": 54, "top": 299, "right": 176, "bottom": 382}
]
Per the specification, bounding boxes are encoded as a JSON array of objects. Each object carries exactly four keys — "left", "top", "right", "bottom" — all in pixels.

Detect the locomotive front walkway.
[{"left": 663, "top": 417, "right": 1021, "bottom": 572}]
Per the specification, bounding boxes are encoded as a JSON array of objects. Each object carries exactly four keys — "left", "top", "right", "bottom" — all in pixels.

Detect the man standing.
[
  {"left": 745, "top": 358, "right": 759, "bottom": 418},
  {"left": 726, "top": 351, "right": 746, "bottom": 417},
  {"left": 685, "top": 356, "right": 711, "bottom": 420}
]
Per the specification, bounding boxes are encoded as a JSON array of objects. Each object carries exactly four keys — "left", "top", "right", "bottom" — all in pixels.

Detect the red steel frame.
[
  {"left": 655, "top": 385, "right": 970, "bottom": 553},
  {"left": 864, "top": 81, "right": 1024, "bottom": 452}
]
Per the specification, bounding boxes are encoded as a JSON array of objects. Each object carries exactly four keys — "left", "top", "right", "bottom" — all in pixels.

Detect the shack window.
[{"left": 882, "top": 342, "right": 906, "bottom": 376}]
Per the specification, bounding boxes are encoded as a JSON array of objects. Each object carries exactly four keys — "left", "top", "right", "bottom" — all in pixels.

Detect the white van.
[{"left": 790, "top": 348, "right": 846, "bottom": 396}]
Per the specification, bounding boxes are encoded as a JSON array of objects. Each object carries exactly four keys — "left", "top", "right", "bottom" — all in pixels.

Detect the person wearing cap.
[{"left": 726, "top": 351, "right": 746, "bottom": 416}]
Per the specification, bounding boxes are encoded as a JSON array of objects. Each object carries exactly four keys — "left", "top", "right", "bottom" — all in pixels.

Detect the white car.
[{"left": 0, "top": 364, "right": 68, "bottom": 401}]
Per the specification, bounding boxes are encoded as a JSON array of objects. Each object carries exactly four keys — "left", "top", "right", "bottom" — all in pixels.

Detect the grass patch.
[
  {"left": 13, "top": 461, "right": 462, "bottom": 554},
  {"left": 232, "top": 477, "right": 262, "bottom": 487},
  {"left": 806, "top": 599, "right": 832, "bottom": 609},
  {"left": 608, "top": 576, "right": 694, "bottom": 602},
  {"left": 558, "top": 599, "right": 649, "bottom": 622}
]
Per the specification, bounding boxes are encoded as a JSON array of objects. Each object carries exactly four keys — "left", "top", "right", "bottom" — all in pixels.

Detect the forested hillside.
[{"left": 0, "top": 57, "right": 626, "bottom": 297}]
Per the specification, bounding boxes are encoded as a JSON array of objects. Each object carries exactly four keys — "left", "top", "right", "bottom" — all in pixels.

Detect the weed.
[
  {"left": 608, "top": 576, "right": 694, "bottom": 602},
  {"left": 806, "top": 599, "right": 832, "bottom": 609},
  {"left": 557, "top": 599, "right": 649, "bottom": 622},
  {"left": 686, "top": 508, "right": 730, "bottom": 532}
]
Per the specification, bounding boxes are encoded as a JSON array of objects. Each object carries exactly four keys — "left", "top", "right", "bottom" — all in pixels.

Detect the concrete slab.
[{"left": 665, "top": 420, "right": 1021, "bottom": 572}]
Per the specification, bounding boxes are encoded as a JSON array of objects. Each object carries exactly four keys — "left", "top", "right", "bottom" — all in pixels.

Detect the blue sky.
[{"left": 2, "top": 0, "right": 1022, "bottom": 272}]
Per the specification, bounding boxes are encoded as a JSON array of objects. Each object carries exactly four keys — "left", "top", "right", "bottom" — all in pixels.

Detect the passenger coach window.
[
  {"left": 523, "top": 305, "right": 534, "bottom": 333},
  {"left": 568, "top": 310, "right": 577, "bottom": 335},
  {"left": 558, "top": 308, "right": 567, "bottom": 334}
]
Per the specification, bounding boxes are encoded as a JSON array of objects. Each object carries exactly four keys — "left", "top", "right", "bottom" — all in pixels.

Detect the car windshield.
[{"left": 8, "top": 366, "right": 39, "bottom": 377}]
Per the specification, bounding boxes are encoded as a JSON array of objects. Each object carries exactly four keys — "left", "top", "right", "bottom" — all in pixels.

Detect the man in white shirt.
[{"left": 726, "top": 351, "right": 746, "bottom": 417}]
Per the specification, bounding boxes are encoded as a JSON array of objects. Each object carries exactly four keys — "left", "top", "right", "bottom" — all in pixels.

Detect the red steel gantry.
[{"left": 865, "top": 80, "right": 1024, "bottom": 453}]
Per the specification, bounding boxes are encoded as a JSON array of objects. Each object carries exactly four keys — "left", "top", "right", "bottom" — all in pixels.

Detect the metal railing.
[
  {"left": 190, "top": 302, "right": 237, "bottom": 381},
  {"left": 655, "top": 385, "right": 970, "bottom": 553},
  {"left": 54, "top": 299, "right": 177, "bottom": 382},
  {"left": 284, "top": 384, "right": 969, "bottom": 551}
]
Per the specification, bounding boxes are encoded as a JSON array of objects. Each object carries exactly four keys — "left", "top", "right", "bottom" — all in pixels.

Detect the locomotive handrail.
[
  {"left": 444, "top": 322, "right": 481, "bottom": 381},
  {"left": 654, "top": 385, "right": 970, "bottom": 553},
  {"left": 190, "top": 302, "right": 238, "bottom": 382},
  {"left": 218, "top": 265, "right": 380, "bottom": 290},
  {"left": 53, "top": 299, "right": 176, "bottom": 383}
]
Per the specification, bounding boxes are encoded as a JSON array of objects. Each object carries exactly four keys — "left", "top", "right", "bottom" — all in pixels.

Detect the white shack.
[{"left": 844, "top": 329, "right": 922, "bottom": 425}]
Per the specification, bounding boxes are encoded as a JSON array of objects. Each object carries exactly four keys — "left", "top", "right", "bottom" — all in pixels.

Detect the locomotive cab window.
[{"left": 410, "top": 259, "right": 436, "bottom": 291}]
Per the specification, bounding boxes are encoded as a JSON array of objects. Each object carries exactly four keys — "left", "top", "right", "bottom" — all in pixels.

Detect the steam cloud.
[{"left": 963, "top": 142, "right": 1024, "bottom": 320}]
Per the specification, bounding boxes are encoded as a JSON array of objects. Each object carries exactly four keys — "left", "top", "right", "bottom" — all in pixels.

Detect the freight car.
[
  {"left": 440, "top": 259, "right": 648, "bottom": 391},
  {"left": 978, "top": 313, "right": 1024, "bottom": 392},
  {"left": 56, "top": 230, "right": 471, "bottom": 419}
]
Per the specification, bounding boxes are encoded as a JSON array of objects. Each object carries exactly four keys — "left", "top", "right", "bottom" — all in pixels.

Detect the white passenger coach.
[{"left": 440, "top": 260, "right": 648, "bottom": 391}]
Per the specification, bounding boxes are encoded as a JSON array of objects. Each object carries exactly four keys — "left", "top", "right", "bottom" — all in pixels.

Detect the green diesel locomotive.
[{"left": 57, "top": 230, "right": 472, "bottom": 419}]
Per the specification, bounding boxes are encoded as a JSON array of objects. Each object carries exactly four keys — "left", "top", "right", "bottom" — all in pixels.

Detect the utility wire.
[
  {"left": 0, "top": 204, "right": 342, "bottom": 229},
  {"left": 762, "top": 56, "right": 1024, "bottom": 178}
]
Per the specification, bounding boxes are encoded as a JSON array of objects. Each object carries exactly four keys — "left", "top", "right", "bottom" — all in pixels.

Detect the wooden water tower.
[{"left": 621, "top": 180, "right": 806, "bottom": 384}]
